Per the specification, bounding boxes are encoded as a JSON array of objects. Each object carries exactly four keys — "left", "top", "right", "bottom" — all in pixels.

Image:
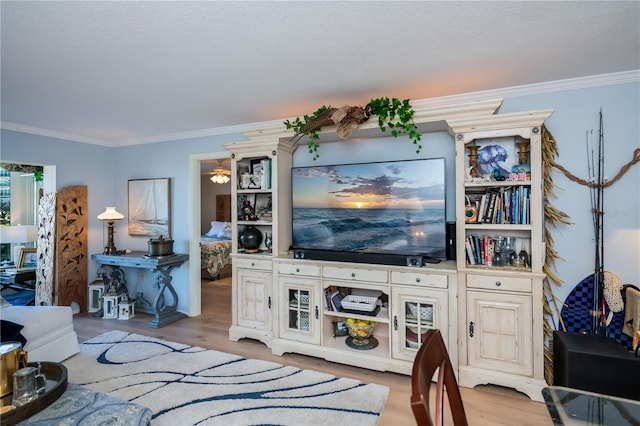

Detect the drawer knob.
[
  {"left": 251, "top": 262, "right": 255, "bottom": 267},
  {"left": 351, "top": 272, "right": 356, "bottom": 278},
  {"left": 415, "top": 277, "right": 421, "bottom": 283},
  {"left": 296, "top": 268, "right": 300, "bottom": 273},
  {"left": 495, "top": 281, "right": 501, "bottom": 287}
]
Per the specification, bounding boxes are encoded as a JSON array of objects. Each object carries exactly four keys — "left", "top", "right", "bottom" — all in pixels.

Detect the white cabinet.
[
  {"left": 279, "top": 276, "right": 321, "bottom": 345},
  {"left": 271, "top": 258, "right": 456, "bottom": 375},
  {"left": 466, "top": 288, "right": 532, "bottom": 376},
  {"left": 229, "top": 256, "right": 273, "bottom": 346},
  {"left": 224, "top": 139, "right": 294, "bottom": 348},
  {"left": 448, "top": 110, "right": 553, "bottom": 402},
  {"left": 391, "top": 286, "right": 449, "bottom": 363}
]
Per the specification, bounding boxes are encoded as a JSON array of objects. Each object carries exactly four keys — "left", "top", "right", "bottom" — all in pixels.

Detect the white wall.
[
  {"left": 200, "top": 175, "right": 231, "bottom": 234},
  {"left": 2, "top": 78, "right": 638, "bottom": 324}
]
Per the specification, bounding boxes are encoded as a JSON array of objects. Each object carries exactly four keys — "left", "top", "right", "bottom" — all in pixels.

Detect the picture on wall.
[{"left": 128, "top": 178, "right": 171, "bottom": 237}]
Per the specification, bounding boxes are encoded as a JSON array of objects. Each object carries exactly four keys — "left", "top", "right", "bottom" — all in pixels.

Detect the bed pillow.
[
  {"left": 217, "top": 222, "right": 233, "bottom": 239},
  {"left": 205, "top": 221, "right": 226, "bottom": 237}
]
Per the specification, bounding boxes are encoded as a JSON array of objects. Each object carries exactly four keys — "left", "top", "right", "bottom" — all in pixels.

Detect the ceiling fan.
[{"left": 209, "top": 160, "right": 231, "bottom": 184}]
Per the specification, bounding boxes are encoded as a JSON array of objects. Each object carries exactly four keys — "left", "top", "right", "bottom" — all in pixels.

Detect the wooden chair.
[{"left": 410, "top": 329, "right": 468, "bottom": 426}]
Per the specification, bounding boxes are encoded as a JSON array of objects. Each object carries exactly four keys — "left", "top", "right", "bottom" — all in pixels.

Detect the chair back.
[{"left": 410, "top": 329, "right": 468, "bottom": 426}]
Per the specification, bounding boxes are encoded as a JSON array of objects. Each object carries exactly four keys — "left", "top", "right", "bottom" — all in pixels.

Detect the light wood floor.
[{"left": 71, "top": 277, "right": 552, "bottom": 426}]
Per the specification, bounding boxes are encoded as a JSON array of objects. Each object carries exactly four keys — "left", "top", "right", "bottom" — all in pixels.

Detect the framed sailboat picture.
[{"left": 128, "top": 178, "right": 171, "bottom": 237}]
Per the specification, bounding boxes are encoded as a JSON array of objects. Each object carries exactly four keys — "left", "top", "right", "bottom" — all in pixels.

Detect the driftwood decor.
[
  {"left": 284, "top": 97, "right": 422, "bottom": 160},
  {"left": 55, "top": 185, "right": 88, "bottom": 312}
]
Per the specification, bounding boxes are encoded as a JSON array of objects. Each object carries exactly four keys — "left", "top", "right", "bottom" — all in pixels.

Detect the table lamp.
[
  {"left": 0, "top": 225, "right": 38, "bottom": 264},
  {"left": 97, "top": 207, "right": 124, "bottom": 255}
]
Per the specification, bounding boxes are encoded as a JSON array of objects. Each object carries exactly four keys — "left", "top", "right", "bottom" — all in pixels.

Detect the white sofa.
[{"left": 1, "top": 305, "right": 80, "bottom": 362}]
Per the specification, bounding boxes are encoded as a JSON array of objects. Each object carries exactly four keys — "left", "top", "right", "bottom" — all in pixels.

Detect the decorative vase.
[{"left": 239, "top": 226, "right": 262, "bottom": 253}]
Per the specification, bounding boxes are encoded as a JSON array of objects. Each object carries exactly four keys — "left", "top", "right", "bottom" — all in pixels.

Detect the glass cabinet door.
[
  {"left": 391, "top": 287, "right": 448, "bottom": 362},
  {"left": 279, "top": 277, "right": 321, "bottom": 344},
  {"left": 287, "top": 288, "right": 311, "bottom": 332},
  {"left": 404, "top": 300, "right": 435, "bottom": 349}
]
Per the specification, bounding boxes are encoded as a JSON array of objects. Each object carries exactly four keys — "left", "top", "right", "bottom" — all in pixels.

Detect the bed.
[{"left": 200, "top": 221, "right": 233, "bottom": 279}]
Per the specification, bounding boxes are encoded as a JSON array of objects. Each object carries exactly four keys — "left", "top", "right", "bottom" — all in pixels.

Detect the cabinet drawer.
[
  {"left": 235, "top": 257, "right": 272, "bottom": 271},
  {"left": 391, "top": 271, "right": 448, "bottom": 288},
  {"left": 322, "top": 266, "right": 388, "bottom": 283},
  {"left": 277, "top": 262, "right": 320, "bottom": 277},
  {"left": 466, "top": 274, "right": 531, "bottom": 292}
]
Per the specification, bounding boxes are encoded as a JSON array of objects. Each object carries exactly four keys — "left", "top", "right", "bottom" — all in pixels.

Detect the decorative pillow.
[
  {"left": 205, "top": 221, "right": 225, "bottom": 237},
  {"left": 1, "top": 319, "right": 27, "bottom": 346},
  {"left": 217, "top": 222, "right": 233, "bottom": 239}
]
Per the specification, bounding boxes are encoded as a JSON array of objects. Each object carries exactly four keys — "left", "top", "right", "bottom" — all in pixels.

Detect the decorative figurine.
[{"left": 242, "top": 200, "right": 253, "bottom": 221}]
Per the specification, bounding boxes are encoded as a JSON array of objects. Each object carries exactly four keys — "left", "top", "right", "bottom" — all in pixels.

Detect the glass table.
[{"left": 542, "top": 386, "right": 640, "bottom": 425}]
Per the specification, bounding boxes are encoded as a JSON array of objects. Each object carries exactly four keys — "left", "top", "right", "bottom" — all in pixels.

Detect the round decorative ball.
[{"left": 239, "top": 226, "right": 263, "bottom": 253}]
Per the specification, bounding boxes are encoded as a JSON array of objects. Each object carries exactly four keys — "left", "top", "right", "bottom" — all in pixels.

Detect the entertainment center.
[{"left": 223, "top": 99, "right": 553, "bottom": 402}]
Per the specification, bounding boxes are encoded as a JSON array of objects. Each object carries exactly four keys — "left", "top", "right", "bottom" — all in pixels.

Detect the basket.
[{"left": 341, "top": 295, "right": 378, "bottom": 313}]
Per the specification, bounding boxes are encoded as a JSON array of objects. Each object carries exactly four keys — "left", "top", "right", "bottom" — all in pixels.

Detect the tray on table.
[{"left": 0, "top": 362, "right": 68, "bottom": 426}]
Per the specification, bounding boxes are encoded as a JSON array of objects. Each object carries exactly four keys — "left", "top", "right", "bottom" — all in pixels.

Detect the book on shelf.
[
  {"left": 465, "top": 238, "right": 476, "bottom": 265},
  {"left": 330, "top": 291, "right": 343, "bottom": 312}
]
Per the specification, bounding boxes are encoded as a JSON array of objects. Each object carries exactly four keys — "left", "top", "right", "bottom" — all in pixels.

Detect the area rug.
[{"left": 63, "top": 330, "right": 390, "bottom": 425}]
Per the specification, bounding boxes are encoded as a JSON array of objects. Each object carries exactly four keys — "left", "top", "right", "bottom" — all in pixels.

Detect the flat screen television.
[{"left": 291, "top": 157, "right": 446, "bottom": 266}]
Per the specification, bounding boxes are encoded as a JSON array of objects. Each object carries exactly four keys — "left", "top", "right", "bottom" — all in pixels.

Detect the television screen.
[{"left": 291, "top": 158, "right": 446, "bottom": 264}]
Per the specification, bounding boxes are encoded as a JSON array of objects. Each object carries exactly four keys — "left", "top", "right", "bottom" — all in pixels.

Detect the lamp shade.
[
  {"left": 97, "top": 207, "right": 124, "bottom": 221},
  {"left": 0, "top": 225, "right": 38, "bottom": 244}
]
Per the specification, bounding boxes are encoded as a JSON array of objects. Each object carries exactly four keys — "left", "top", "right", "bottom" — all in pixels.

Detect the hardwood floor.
[{"left": 71, "top": 277, "right": 552, "bottom": 426}]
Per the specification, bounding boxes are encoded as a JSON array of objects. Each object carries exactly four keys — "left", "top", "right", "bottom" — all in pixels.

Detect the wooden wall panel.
[{"left": 55, "top": 185, "right": 88, "bottom": 312}]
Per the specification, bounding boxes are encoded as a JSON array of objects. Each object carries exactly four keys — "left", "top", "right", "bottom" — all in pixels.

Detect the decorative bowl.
[
  {"left": 345, "top": 319, "right": 376, "bottom": 346},
  {"left": 408, "top": 303, "right": 433, "bottom": 321}
]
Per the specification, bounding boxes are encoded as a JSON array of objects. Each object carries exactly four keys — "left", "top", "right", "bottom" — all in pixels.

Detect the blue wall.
[{"left": 2, "top": 80, "right": 638, "bottom": 325}]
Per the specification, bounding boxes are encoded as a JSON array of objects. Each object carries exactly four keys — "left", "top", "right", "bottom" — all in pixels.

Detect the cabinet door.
[
  {"left": 467, "top": 291, "right": 532, "bottom": 375},
  {"left": 279, "top": 276, "right": 321, "bottom": 344},
  {"left": 391, "top": 287, "right": 448, "bottom": 362},
  {"left": 236, "top": 268, "right": 272, "bottom": 331}
]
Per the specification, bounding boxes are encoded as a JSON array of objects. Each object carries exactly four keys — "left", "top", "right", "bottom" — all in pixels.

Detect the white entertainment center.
[{"left": 223, "top": 99, "right": 553, "bottom": 402}]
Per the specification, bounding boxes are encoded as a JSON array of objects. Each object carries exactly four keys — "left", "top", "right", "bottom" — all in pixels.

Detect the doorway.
[{"left": 188, "top": 152, "right": 232, "bottom": 316}]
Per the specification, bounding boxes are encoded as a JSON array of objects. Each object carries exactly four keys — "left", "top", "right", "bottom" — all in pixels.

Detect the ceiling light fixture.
[{"left": 209, "top": 162, "right": 231, "bottom": 184}]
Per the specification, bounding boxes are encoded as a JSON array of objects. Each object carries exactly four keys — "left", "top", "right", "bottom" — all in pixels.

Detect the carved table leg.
[{"left": 146, "top": 264, "right": 186, "bottom": 328}]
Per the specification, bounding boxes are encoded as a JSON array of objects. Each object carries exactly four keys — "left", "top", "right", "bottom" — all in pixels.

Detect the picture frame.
[
  {"left": 128, "top": 178, "right": 171, "bottom": 237},
  {"left": 254, "top": 193, "right": 272, "bottom": 218},
  {"left": 466, "top": 136, "right": 516, "bottom": 179},
  {"left": 333, "top": 320, "right": 348, "bottom": 337},
  {"left": 17, "top": 247, "right": 37, "bottom": 268},
  {"left": 241, "top": 174, "right": 261, "bottom": 189}
]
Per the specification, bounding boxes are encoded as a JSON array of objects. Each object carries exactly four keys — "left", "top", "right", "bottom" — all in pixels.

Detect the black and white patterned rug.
[{"left": 63, "top": 330, "right": 389, "bottom": 425}]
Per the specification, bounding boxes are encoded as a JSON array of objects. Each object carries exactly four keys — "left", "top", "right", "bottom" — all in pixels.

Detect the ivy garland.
[{"left": 284, "top": 97, "right": 422, "bottom": 159}]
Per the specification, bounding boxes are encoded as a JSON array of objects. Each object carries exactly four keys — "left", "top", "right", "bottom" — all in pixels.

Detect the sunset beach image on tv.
[{"left": 291, "top": 158, "right": 446, "bottom": 259}]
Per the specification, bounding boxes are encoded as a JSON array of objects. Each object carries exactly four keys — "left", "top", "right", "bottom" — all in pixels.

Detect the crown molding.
[
  {"left": 2, "top": 70, "right": 637, "bottom": 147},
  {"left": 0, "top": 121, "right": 114, "bottom": 146}
]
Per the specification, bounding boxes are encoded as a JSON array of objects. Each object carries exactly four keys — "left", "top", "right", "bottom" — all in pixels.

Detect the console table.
[{"left": 91, "top": 252, "right": 188, "bottom": 328}]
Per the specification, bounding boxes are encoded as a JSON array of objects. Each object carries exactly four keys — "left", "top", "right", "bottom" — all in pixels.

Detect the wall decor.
[
  {"left": 284, "top": 97, "right": 421, "bottom": 160},
  {"left": 36, "top": 192, "right": 55, "bottom": 306},
  {"left": 56, "top": 185, "right": 88, "bottom": 312},
  {"left": 128, "top": 178, "right": 171, "bottom": 237},
  {"left": 17, "top": 247, "right": 37, "bottom": 268}
]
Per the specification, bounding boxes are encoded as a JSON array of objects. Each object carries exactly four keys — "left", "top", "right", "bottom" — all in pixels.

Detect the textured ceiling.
[{"left": 1, "top": 1, "right": 639, "bottom": 146}]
